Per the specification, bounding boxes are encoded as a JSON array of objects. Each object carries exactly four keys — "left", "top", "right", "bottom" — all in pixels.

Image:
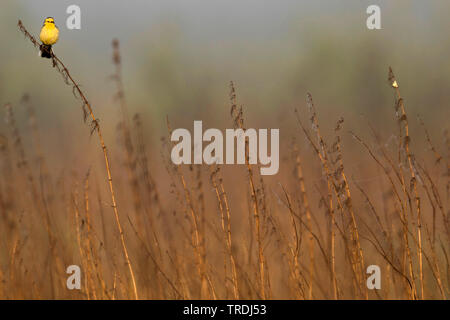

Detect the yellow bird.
[{"left": 39, "top": 17, "right": 59, "bottom": 59}]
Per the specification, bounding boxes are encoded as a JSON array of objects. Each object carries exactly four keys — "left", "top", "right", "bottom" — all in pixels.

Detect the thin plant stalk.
[{"left": 18, "top": 20, "right": 139, "bottom": 299}]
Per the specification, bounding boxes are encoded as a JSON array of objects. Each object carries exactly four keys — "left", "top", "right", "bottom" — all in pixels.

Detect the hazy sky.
[
  {"left": 8, "top": 0, "right": 436, "bottom": 57},
  {"left": 2, "top": 0, "right": 448, "bottom": 123}
]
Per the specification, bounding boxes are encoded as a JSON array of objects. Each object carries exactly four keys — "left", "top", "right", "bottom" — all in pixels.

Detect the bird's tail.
[{"left": 39, "top": 44, "right": 52, "bottom": 59}]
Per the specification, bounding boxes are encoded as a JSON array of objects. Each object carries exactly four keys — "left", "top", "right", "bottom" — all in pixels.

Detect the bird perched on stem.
[{"left": 39, "top": 17, "right": 59, "bottom": 58}]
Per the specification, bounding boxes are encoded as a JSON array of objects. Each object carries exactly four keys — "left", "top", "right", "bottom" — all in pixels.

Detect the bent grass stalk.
[{"left": 18, "top": 20, "right": 139, "bottom": 299}]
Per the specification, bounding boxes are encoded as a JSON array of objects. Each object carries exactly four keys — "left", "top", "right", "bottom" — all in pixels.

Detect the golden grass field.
[{"left": 0, "top": 20, "right": 448, "bottom": 300}]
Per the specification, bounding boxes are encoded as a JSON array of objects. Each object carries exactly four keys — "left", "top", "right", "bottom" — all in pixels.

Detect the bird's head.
[{"left": 43, "top": 17, "right": 56, "bottom": 26}]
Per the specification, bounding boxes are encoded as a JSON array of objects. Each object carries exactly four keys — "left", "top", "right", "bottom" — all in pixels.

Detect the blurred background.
[{"left": 1, "top": 1, "right": 449, "bottom": 133}]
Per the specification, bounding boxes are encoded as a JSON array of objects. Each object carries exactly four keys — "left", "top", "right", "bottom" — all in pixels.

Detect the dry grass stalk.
[
  {"left": 18, "top": 20, "right": 139, "bottom": 299},
  {"left": 229, "top": 81, "right": 267, "bottom": 299},
  {"left": 210, "top": 165, "right": 240, "bottom": 298},
  {"left": 295, "top": 95, "right": 338, "bottom": 299},
  {"left": 166, "top": 117, "right": 215, "bottom": 299},
  {"left": 293, "top": 145, "right": 315, "bottom": 299},
  {"left": 389, "top": 67, "right": 424, "bottom": 299}
]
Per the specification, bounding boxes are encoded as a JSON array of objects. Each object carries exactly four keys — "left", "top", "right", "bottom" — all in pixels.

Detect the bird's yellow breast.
[{"left": 40, "top": 24, "right": 59, "bottom": 45}]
